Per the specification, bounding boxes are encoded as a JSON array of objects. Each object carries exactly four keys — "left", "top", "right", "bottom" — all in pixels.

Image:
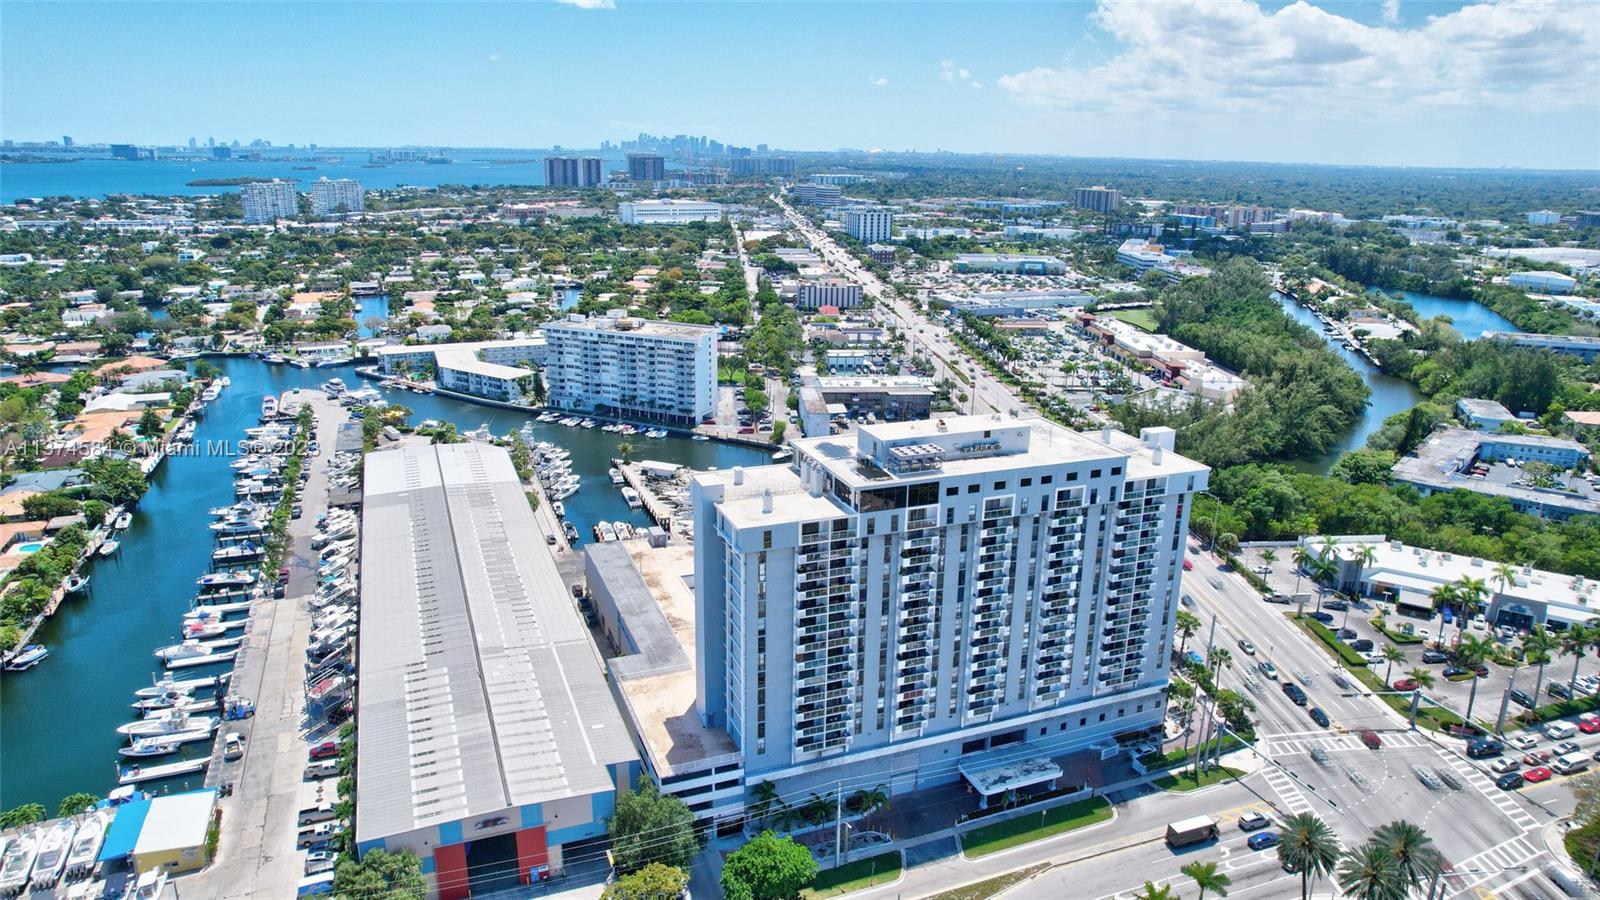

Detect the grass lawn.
[
  {"left": 1108, "top": 308, "right": 1159, "bottom": 332},
  {"left": 1377, "top": 625, "right": 1424, "bottom": 644},
  {"left": 802, "top": 851, "right": 903, "bottom": 899},
  {"left": 1153, "top": 766, "right": 1244, "bottom": 792},
  {"left": 959, "top": 797, "right": 1112, "bottom": 858},
  {"left": 1445, "top": 671, "right": 1477, "bottom": 682},
  {"left": 928, "top": 864, "right": 1051, "bottom": 900}
]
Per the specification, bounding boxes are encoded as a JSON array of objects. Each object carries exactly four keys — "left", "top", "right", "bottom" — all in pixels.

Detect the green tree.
[
  {"left": 1451, "top": 576, "right": 1488, "bottom": 644},
  {"left": 1406, "top": 667, "right": 1436, "bottom": 692},
  {"left": 1175, "top": 610, "right": 1201, "bottom": 658},
  {"left": 1563, "top": 621, "right": 1599, "bottom": 698},
  {"left": 332, "top": 848, "right": 426, "bottom": 899},
  {"left": 770, "top": 420, "right": 786, "bottom": 445},
  {"left": 1369, "top": 821, "right": 1442, "bottom": 894},
  {"left": 82, "top": 457, "right": 149, "bottom": 506},
  {"left": 1381, "top": 645, "right": 1406, "bottom": 686},
  {"left": 610, "top": 777, "right": 699, "bottom": 872},
  {"left": 1181, "top": 860, "right": 1231, "bottom": 900},
  {"left": 1131, "top": 883, "right": 1177, "bottom": 900},
  {"left": 602, "top": 863, "right": 689, "bottom": 900},
  {"left": 57, "top": 792, "right": 99, "bottom": 818},
  {"left": 1335, "top": 843, "right": 1406, "bottom": 900},
  {"left": 1277, "top": 812, "right": 1341, "bottom": 900},
  {"left": 138, "top": 407, "right": 163, "bottom": 437},
  {"left": 1455, "top": 634, "right": 1495, "bottom": 724},
  {"left": 22, "top": 492, "right": 80, "bottom": 521},
  {"left": 1521, "top": 625, "right": 1558, "bottom": 705},
  {"left": 617, "top": 441, "right": 635, "bottom": 463},
  {"left": 0, "top": 804, "right": 46, "bottom": 828},
  {"left": 720, "top": 831, "right": 818, "bottom": 900}
]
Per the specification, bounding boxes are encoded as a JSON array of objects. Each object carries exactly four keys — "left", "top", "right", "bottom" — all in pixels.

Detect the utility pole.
[
  {"left": 1496, "top": 665, "right": 1520, "bottom": 736},
  {"left": 1410, "top": 688, "right": 1422, "bottom": 730},
  {"left": 833, "top": 780, "right": 844, "bottom": 868}
]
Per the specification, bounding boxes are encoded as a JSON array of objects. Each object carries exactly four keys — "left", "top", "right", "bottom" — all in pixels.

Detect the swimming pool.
[{"left": 14, "top": 541, "right": 45, "bottom": 555}]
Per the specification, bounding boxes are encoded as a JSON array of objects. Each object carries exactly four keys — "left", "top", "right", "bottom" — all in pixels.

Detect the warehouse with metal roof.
[{"left": 355, "top": 442, "right": 638, "bottom": 900}]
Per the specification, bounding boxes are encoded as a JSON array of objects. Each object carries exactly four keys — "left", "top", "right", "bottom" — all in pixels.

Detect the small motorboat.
[
  {"left": 62, "top": 810, "right": 108, "bottom": 879},
  {"left": 771, "top": 449, "right": 793, "bottom": 461},
  {"left": 197, "top": 572, "right": 253, "bottom": 588},
  {"left": 562, "top": 521, "right": 580, "bottom": 543},
  {"left": 114, "top": 512, "right": 133, "bottom": 530},
  {"left": 98, "top": 539, "right": 120, "bottom": 557},
  {"left": 27, "top": 818, "right": 76, "bottom": 889},
  {"left": 4, "top": 645, "right": 48, "bottom": 671},
  {"left": 692, "top": 434, "right": 710, "bottom": 442},
  {"left": 622, "top": 487, "right": 643, "bottom": 509},
  {"left": 0, "top": 828, "right": 39, "bottom": 895},
  {"left": 118, "top": 731, "right": 209, "bottom": 757},
  {"left": 64, "top": 573, "right": 89, "bottom": 593},
  {"left": 552, "top": 501, "right": 565, "bottom": 518},
  {"left": 261, "top": 396, "right": 279, "bottom": 419},
  {"left": 127, "top": 867, "right": 168, "bottom": 900},
  {"left": 116, "top": 708, "right": 217, "bottom": 737},
  {"left": 135, "top": 673, "right": 226, "bottom": 698},
  {"left": 154, "top": 639, "right": 234, "bottom": 662},
  {"left": 609, "top": 467, "right": 624, "bottom": 485}
]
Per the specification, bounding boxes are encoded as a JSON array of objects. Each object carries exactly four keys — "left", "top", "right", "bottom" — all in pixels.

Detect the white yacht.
[
  {"left": 97, "top": 540, "right": 120, "bottom": 557},
  {"left": 196, "top": 572, "right": 253, "bottom": 588},
  {"left": 116, "top": 708, "right": 217, "bottom": 737},
  {"left": 62, "top": 811, "right": 109, "bottom": 880},
  {"left": 260, "top": 396, "right": 279, "bottom": 419},
  {"left": 64, "top": 573, "right": 89, "bottom": 594},
  {"left": 608, "top": 467, "right": 624, "bottom": 485},
  {"left": 114, "top": 511, "right": 133, "bottom": 530},
  {"left": 622, "top": 487, "right": 643, "bottom": 509},
  {"left": 5, "top": 645, "right": 48, "bottom": 671},
  {"left": 0, "top": 829, "right": 39, "bottom": 895},
  {"left": 27, "top": 818, "right": 76, "bottom": 889}
]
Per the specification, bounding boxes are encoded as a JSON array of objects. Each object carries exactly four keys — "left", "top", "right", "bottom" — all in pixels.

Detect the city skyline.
[{"left": 3, "top": 0, "right": 1597, "bottom": 170}]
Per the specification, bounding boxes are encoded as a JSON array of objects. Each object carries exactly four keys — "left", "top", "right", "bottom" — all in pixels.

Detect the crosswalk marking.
[
  {"left": 1264, "top": 730, "right": 1428, "bottom": 757},
  {"left": 1433, "top": 753, "right": 1542, "bottom": 831},
  {"left": 1261, "top": 764, "right": 1315, "bottom": 815},
  {"left": 1450, "top": 834, "right": 1550, "bottom": 896}
]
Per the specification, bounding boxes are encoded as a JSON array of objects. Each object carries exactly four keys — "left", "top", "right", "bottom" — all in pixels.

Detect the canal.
[
  {"left": 1277, "top": 288, "right": 1515, "bottom": 473},
  {"left": 0, "top": 356, "right": 769, "bottom": 810}
]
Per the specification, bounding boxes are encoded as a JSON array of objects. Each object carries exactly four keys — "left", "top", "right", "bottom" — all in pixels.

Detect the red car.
[
  {"left": 308, "top": 740, "right": 341, "bottom": 761},
  {"left": 1524, "top": 766, "right": 1554, "bottom": 783},
  {"left": 1522, "top": 750, "right": 1552, "bottom": 766},
  {"left": 1183, "top": 559, "right": 1194, "bottom": 571},
  {"left": 1392, "top": 679, "right": 1419, "bottom": 691},
  {"left": 1359, "top": 730, "right": 1382, "bottom": 750},
  {"left": 1578, "top": 719, "right": 1600, "bottom": 735}
]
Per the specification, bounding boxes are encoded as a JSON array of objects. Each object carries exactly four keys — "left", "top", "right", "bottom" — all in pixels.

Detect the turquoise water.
[
  {"left": 15, "top": 542, "right": 45, "bottom": 555},
  {"left": 0, "top": 152, "right": 626, "bottom": 204},
  {"left": 1275, "top": 292, "right": 1425, "bottom": 474},
  {"left": 0, "top": 357, "right": 767, "bottom": 809},
  {"left": 1366, "top": 288, "right": 1517, "bottom": 339}
]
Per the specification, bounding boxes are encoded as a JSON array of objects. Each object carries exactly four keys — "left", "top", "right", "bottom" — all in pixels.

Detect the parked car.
[
  {"left": 1466, "top": 738, "right": 1504, "bottom": 759},
  {"left": 308, "top": 740, "right": 341, "bottom": 761},
  {"left": 1510, "top": 734, "right": 1540, "bottom": 751},
  {"left": 1522, "top": 751, "right": 1552, "bottom": 766},
  {"left": 1524, "top": 766, "right": 1554, "bottom": 783},
  {"left": 1393, "top": 678, "right": 1419, "bottom": 692},
  {"left": 1421, "top": 649, "right": 1448, "bottom": 664},
  {"left": 1247, "top": 832, "right": 1281, "bottom": 851},
  {"left": 1490, "top": 757, "right": 1521, "bottom": 774},
  {"left": 1443, "top": 666, "right": 1469, "bottom": 679},
  {"left": 1550, "top": 682, "right": 1575, "bottom": 700},
  {"left": 1580, "top": 718, "right": 1600, "bottom": 735},
  {"left": 1337, "top": 627, "right": 1358, "bottom": 641},
  {"left": 1324, "top": 599, "right": 1349, "bottom": 611},
  {"left": 223, "top": 732, "right": 246, "bottom": 761},
  {"left": 1350, "top": 639, "right": 1374, "bottom": 653},
  {"left": 1556, "top": 740, "right": 1583, "bottom": 756},
  {"left": 1182, "top": 559, "right": 1194, "bottom": 571},
  {"left": 1547, "top": 722, "right": 1578, "bottom": 741},
  {"left": 1496, "top": 772, "right": 1526, "bottom": 790},
  {"left": 1510, "top": 689, "right": 1536, "bottom": 710},
  {"left": 297, "top": 824, "right": 338, "bottom": 850},
  {"left": 1309, "top": 611, "right": 1334, "bottom": 624},
  {"left": 305, "top": 851, "right": 337, "bottom": 876}
]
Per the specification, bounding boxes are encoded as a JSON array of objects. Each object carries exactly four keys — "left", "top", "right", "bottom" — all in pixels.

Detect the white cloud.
[
  {"left": 939, "top": 60, "right": 956, "bottom": 82},
  {"left": 1381, "top": 0, "right": 1400, "bottom": 24},
  {"left": 558, "top": 0, "right": 615, "bottom": 9},
  {"left": 487, "top": 53, "right": 502, "bottom": 61},
  {"left": 958, "top": 68, "right": 970, "bottom": 81},
  {"left": 869, "top": 76, "right": 889, "bottom": 87},
  {"left": 998, "top": 0, "right": 1600, "bottom": 120},
  {"left": 970, "top": 81, "right": 983, "bottom": 89}
]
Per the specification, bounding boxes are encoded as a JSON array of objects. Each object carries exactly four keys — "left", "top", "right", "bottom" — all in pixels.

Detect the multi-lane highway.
[{"left": 775, "top": 196, "right": 1027, "bottom": 418}]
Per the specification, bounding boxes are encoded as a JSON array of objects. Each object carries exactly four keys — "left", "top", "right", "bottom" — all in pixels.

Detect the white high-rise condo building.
[
  {"left": 241, "top": 180, "right": 299, "bottom": 224},
  {"left": 541, "top": 311, "right": 717, "bottom": 425},
  {"left": 842, "top": 207, "right": 893, "bottom": 243},
  {"left": 618, "top": 200, "right": 723, "bottom": 225},
  {"left": 309, "top": 178, "right": 364, "bottom": 216},
  {"left": 691, "top": 416, "right": 1207, "bottom": 807}
]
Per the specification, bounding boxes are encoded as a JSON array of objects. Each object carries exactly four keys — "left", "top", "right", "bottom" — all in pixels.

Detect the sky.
[{"left": 3, "top": 0, "right": 1598, "bottom": 169}]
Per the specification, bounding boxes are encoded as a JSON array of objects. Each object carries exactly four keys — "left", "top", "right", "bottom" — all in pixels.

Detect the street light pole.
[{"left": 1496, "top": 665, "right": 1521, "bottom": 736}]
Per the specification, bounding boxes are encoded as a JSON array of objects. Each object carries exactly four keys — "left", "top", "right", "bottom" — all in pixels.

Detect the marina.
[{"left": 0, "top": 356, "right": 768, "bottom": 809}]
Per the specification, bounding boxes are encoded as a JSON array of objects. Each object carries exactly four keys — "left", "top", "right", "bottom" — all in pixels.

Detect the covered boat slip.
[{"left": 958, "top": 747, "right": 1064, "bottom": 808}]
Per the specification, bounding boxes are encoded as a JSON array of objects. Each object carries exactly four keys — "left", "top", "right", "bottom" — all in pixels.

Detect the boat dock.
[
  {"left": 118, "top": 757, "right": 209, "bottom": 785},
  {"left": 618, "top": 462, "right": 679, "bottom": 531}
]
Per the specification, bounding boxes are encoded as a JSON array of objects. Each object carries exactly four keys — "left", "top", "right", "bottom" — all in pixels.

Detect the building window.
[
  {"left": 994, "top": 481, "right": 1006, "bottom": 491},
  {"left": 946, "top": 486, "right": 958, "bottom": 497},
  {"left": 1021, "top": 477, "right": 1032, "bottom": 487},
  {"left": 1111, "top": 466, "right": 1122, "bottom": 476},
  {"left": 967, "top": 484, "right": 979, "bottom": 493},
  {"left": 762, "top": 530, "right": 772, "bottom": 549},
  {"left": 1091, "top": 469, "right": 1102, "bottom": 479},
  {"left": 1067, "top": 472, "right": 1079, "bottom": 482}
]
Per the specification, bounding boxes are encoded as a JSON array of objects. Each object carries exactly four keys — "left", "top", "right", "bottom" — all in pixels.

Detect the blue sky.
[{"left": 3, "top": 1, "right": 1597, "bottom": 168}]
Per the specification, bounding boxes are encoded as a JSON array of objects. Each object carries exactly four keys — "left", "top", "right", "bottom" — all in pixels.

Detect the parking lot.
[{"left": 1236, "top": 546, "right": 1600, "bottom": 733}]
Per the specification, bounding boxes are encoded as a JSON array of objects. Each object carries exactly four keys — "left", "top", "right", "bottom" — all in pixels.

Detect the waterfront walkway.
[{"left": 185, "top": 391, "right": 348, "bottom": 899}]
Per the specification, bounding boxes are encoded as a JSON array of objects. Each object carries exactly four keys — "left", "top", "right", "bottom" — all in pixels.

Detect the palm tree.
[
  {"left": 1427, "top": 583, "right": 1457, "bottom": 648},
  {"left": 1310, "top": 558, "right": 1338, "bottom": 614},
  {"left": 1181, "top": 860, "right": 1231, "bottom": 899},
  {"left": 1456, "top": 634, "right": 1495, "bottom": 724},
  {"left": 1521, "top": 625, "right": 1557, "bottom": 705},
  {"left": 1493, "top": 561, "right": 1519, "bottom": 616},
  {"left": 1208, "top": 646, "right": 1233, "bottom": 682},
  {"left": 616, "top": 440, "right": 635, "bottom": 463},
  {"left": 1132, "top": 882, "right": 1177, "bottom": 900},
  {"left": 749, "top": 781, "right": 780, "bottom": 823},
  {"left": 1406, "top": 667, "right": 1436, "bottom": 692},
  {"left": 1563, "top": 622, "right": 1595, "bottom": 697},
  {"left": 1291, "top": 545, "right": 1313, "bottom": 598},
  {"left": 1336, "top": 843, "right": 1407, "bottom": 900},
  {"left": 1175, "top": 610, "right": 1201, "bottom": 658},
  {"left": 1260, "top": 548, "right": 1278, "bottom": 571},
  {"left": 1351, "top": 542, "right": 1376, "bottom": 603},
  {"left": 1371, "top": 820, "right": 1443, "bottom": 894},
  {"left": 1277, "top": 812, "right": 1341, "bottom": 900},
  {"left": 1381, "top": 645, "right": 1406, "bottom": 686},
  {"left": 1453, "top": 576, "right": 1488, "bottom": 643},
  {"left": 1176, "top": 695, "right": 1199, "bottom": 758}
]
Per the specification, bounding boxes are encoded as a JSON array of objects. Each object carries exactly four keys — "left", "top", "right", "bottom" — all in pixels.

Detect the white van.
[
  {"left": 1546, "top": 722, "right": 1578, "bottom": 741},
  {"left": 1553, "top": 753, "right": 1590, "bottom": 776}
]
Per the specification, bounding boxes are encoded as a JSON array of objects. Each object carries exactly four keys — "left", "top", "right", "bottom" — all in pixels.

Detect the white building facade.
[
  {"left": 241, "top": 180, "right": 299, "bottom": 224},
  {"left": 691, "top": 417, "right": 1207, "bottom": 804},
  {"left": 795, "top": 279, "right": 864, "bottom": 310},
  {"left": 309, "top": 178, "right": 364, "bottom": 216},
  {"left": 842, "top": 207, "right": 893, "bottom": 243},
  {"left": 618, "top": 200, "right": 723, "bottom": 225},
  {"left": 541, "top": 312, "right": 717, "bottom": 425}
]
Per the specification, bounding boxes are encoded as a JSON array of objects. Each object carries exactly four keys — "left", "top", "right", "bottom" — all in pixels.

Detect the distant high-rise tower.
[
  {"left": 241, "top": 180, "right": 299, "bottom": 224},
  {"left": 188, "top": 137, "right": 197, "bottom": 149},
  {"left": 544, "top": 156, "right": 600, "bottom": 187},
  {"left": 627, "top": 153, "right": 665, "bottom": 182},
  {"left": 580, "top": 157, "right": 602, "bottom": 187},
  {"left": 62, "top": 135, "right": 73, "bottom": 148},
  {"left": 310, "top": 178, "right": 364, "bottom": 216},
  {"left": 1074, "top": 186, "right": 1122, "bottom": 214}
]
